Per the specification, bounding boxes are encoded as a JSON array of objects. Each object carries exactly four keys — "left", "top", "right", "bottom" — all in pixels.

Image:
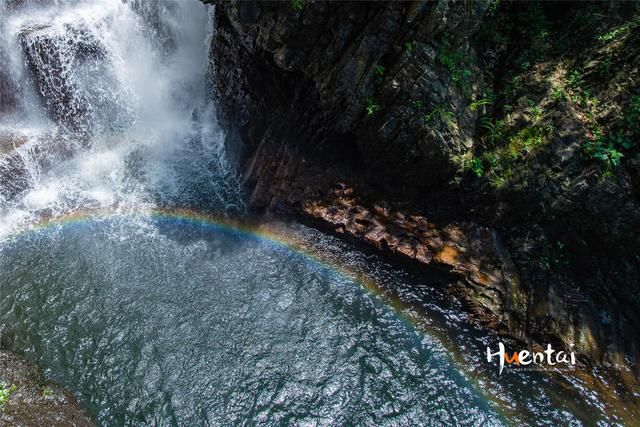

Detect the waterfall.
[{"left": 0, "top": 0, "right": 244, "bottom": 238}]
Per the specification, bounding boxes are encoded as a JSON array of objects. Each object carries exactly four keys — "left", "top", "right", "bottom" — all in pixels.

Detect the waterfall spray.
[{"left": 0, "top": 0, "right": 244, "bottom": 239}]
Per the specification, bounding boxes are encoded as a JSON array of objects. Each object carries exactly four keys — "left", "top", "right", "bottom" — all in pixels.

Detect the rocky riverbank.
[
  {"left": 0, "top": 350, "right": 94, "bottom": 426},
  {"left": 209, "top": 0, "right": 640, "bottom": 381}
]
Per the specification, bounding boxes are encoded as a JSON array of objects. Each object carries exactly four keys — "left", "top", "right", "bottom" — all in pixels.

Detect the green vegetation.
[
  {"left": 468, "top": 4, "right": 570, "bottom": 186},
  {"left": 478, "top": 116, "right": 506, "bottom": 145},
  {"left": 373, "top": 65, "right": 385, "bottom": 78},
  {"left": 566, "top": 68, "right": 599, "bottom": 111},
  {"left": 465, "top": 111, "right": 552, "bottom": 187},
  {"left": 566, "top": 69, "right": 584, "bottom": 90},
  {"left": 438, "top": 43, "right": 472, "bottom": 94},
  {"left": 583, "top": 97, "right": 639, "bottom": 170},
  {"left": 403, "top": 41, "right": 415, "bottom": 54},
  {"left": 41, "top": 386, "right": 54, "bottom": 398},
  {"left": 411, "top": 100, "right": 424, "bottom": 110},
  {"left": 551, "top": 86, "right": 566, "bottom": 103},
  {"left": 469, "top": 157, "right": 484, "bottom": 177},
  {"left": 467, "top": 3, "right": 638, "bottom": 184},
  {"left": 469, "top": 97, "right": 493, "bottom": 112},
  {"left": 566, "top": 60, "right": 639, "bottom": 171},
  {"left": 290, "top": 0, "right": 305, "bottom": 12},
  {"left": 584, "top": 131, "right": 627, "bottom": 169},
  {"left": 598, "top": 22, "right": 633, "bottom": 43},
  {"left": 423, "top": 105, "right": 454, "bottom": 127},
  {"left": 365, "top": 97, "right": 380, "bottom": 116},
  {"left": 0, "top": 382, "right": 17, "bottom": 409}
]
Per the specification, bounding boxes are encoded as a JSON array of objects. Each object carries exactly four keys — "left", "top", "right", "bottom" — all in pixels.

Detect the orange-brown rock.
[{"left": 298, "top": 185, "right": 527, "bottom": 332}]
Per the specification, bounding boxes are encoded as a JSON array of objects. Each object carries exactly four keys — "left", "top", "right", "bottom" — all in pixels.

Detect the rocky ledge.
[
  {"left": 299, "top": 183, "right": 526, "bottom": 333},
  {"left": 0, "top": 350, "right": 94, "bottom": 426}
]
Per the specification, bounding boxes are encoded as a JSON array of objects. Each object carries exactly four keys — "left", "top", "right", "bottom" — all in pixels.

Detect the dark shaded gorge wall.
[
  {"left": 206, "top": 0, "right": 640, "bottom": 380},
  {"left": 210, "top": 0, "right": 489, "bottom": 200}
]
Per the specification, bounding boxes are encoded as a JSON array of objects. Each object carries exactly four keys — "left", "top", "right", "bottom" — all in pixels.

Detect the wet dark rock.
[
  {"left": 19, "top": 22, "right": 131, "bottom": 133},
  {"left": 212, "top": 0, "right": 490, "bottom": 194},
  {"left": 0, "top": 130, "right": 82, "bottom": 201},
  {"left": 209, "top": 0, "right": 640, "bottom": 379},
  {"left": 0, "top": 54, "right": 17, "bottom": 114},
  {"left": 19, "top": 24, "right": 92, "bottom": 131},
  {"left": 0, "top": 350, "right": 94, "bottom": 426}
]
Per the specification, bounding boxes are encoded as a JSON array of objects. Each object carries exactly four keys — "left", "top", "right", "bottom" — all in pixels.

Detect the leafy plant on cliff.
[
  {"left": 290, "top": 0, "right": 305, "bottom": 12},
  {"left": 404, "top": 41, "right": 415, "bottom": 54},
  {"left": 0, "top": 382, "right": 17, "bottom": 409},
  {"left": 584, "top": 133, "right": 625, "bottom": 169},
  {"left": 469, "top": 157, "right": 484, "bottom": 177},
  {"left": 423, "top": 105, "right": 454, "bottom": 127},
  {"left": 598, "top": 21, "right": 633, "bottom": 43},
  {"left": 466, "top": 119, "right": 552, "bottom": 187},
  {"left": 411, "top": 100, "right": 424, "bottom": 110},
  {"left": 478, "top": 116, "right": 506, "bottom": 145},
  {"left": 365, "top": 97, "right": 380, "bottom": 116},
  {"left": 438, "top": 43, "right": 472, "bottom": 95},
  {"left": 581, "top": 96, "right": 639, "bottom": 170},
  {"left": 469, "top": 97, "right": 493, "bottom": 112},
  {"left": 41, "top": 386, "right": 54, "bottom": 398},
  {"left": 585, "top": 124, "right": 636, "bottom": 171},
  {"left": 551, "top": 86, "right": 566, "bottom": 103},
  {"left": 373, "top": 65, "right": 385, "bottom": 79}
]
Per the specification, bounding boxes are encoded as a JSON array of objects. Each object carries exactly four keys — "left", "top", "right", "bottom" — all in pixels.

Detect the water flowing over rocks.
[
  {"left": 0, "top": 0, "right": 638, "bottom": 422},
  {"left": 19, "top": 22, "right": 132, "bottom": 133},
  {"left": 19, "top": 24, "right": 92, "bottom": 131},
  {"left": 0, "top": 54, "right": 18, "bottom": 114}
]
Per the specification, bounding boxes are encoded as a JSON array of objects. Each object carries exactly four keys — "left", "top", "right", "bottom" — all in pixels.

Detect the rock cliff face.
[
  {"left": 209, "top": 0, "right": 640, "bottom": 380},
  {"left": 211, "top": 0, "right": 489, "bottom": 197}
]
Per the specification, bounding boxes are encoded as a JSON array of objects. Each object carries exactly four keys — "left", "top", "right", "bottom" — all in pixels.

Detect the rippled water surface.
[
  {"left": 0, "top": 215, "right": 623, "bottom": 426},
  {"left": 0, "top": 217, "right": 502, "bottom": 425}
]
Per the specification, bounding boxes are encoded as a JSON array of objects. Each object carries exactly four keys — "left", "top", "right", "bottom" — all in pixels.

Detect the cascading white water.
[{"left": 0, "top": 0, "right": 244, "bottom": 238}]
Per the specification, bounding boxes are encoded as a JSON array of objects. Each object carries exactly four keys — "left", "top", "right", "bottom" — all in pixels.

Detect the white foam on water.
[{"left": 0, "top": 0, "right": 243, "bottom": 239}]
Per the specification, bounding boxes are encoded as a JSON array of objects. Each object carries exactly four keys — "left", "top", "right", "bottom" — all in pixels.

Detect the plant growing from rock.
[
  {"left": 290, "top": 0, "right": 305, "bottom": 12},
  {"left": 423, "top": 106, "right": 454, "bottom": 127},
  {"left": 438, "top": 43, "right": 472, "bottom": 95},
  {"left": 0, "top": 382, "right": 17, "bottom": 410},
  {"left": 403, "top": 41, "right": 415, "bottom": 54},
  {"left": 585, "top": 130, "right": 632, "bottom": 170},
  {"left": 597, "top": 20, "right": 634, "bottom": 43},
  {"left": 469, "top": 97, "right": 493, "bottom": 112},
  {"left": 364, "top": 97, "right": 380, "bottom": 116},
  {"left": 373, "top": 65, "right": 385, "bottom": 79},
  {"left": 411, "top": 100, "right": 424, "bottom": 110}
]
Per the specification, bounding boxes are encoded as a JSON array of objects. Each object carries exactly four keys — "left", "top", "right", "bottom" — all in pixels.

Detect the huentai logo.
[{"left": 487, "top": 342, "right": 576, "bottom": 374}]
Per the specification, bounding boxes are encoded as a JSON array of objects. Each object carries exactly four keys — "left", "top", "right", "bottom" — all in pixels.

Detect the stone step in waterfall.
[{"left": 18, "top": 22, "right": 132, "bottom": 132}]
